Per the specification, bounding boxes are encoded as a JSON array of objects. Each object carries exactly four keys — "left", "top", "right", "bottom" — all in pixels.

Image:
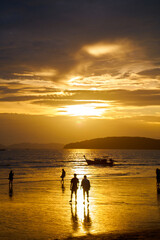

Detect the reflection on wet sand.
[
  {"left": 71, "top": 203, "right": 79, "bottom": 232},
  {"left": 157, "top": 190, "right": 160, "bottom": 218},
  {"left": 83, "top": 204, "right": 92, "bottom": 233},
  {"left": 9, "top": 184, "right": 13, "bottom": 198},
  {"left": 157, "top": 188, "right": 160, "bottom": 203},
  {"left": 70, "top": 202, "right": 92, "bottom": 234},
  {"left": 157, "top": 186, "right": 160, "bottom": 195},
  {"left": 61, "top": 182, "right": 65, "bottom": 193}
]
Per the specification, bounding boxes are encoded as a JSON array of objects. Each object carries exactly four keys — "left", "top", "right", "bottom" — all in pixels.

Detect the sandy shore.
[{"left": 62, "top": 229, "right": 160, "bottom": 240}]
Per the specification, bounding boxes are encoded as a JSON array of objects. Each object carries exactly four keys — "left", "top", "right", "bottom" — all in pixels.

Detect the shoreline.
[{"left": 63, "top": 229, "right": 160, "bottom": 240}]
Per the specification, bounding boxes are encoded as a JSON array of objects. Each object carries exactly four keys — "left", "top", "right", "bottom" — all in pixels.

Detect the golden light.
[
  {"left": 59, "top": 104, "right": 107, "bottom": 117},
  {"left": 13, "top": 69, "right": 57, "bottom": 77},
  {"left": 69, "top": 76, "right": 81, "bottom": 83},
  {"left": 83, "top": 42, "right": 121, "bottom": 56}
]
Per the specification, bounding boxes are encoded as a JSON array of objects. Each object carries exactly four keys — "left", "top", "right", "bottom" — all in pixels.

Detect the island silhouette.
[{"left": 64, "top": 137, "right": 160, "bottom": 149}]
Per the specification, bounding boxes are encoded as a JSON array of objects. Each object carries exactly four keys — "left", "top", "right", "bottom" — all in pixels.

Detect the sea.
[{"left": 0, "top": 148, "right": 160, "bottom": 240}]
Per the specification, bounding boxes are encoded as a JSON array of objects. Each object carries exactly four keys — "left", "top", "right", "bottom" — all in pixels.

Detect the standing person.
[
  {"left": 156, "top": 168, "right": 160, "bottom": 187},
  {"left": 9, "top": 170, "right": 14, "bottom": 187},
  {"left": 81, "top": 175, "right": 90, "bottom": 203},
  {"left": 61, "top": 169, "right": 66, "bottom": 183},
  {"left": 70, "top": 174, "right": 79, "bottom": 203}
]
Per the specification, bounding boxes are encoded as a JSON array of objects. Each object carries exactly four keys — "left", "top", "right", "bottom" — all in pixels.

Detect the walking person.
[
  {"left": 81, "top": 175, "right": 90, "bottom": 203},
  {"left": 156, "top": 168, "right": 160, "bottom": 193},
  {"left": 70, "top": 174, "right": 79, "bottom": 203},
  {"left": 9, "top": 170, "right": 14, "bottom": 188},
  {"left": 61, "top": 169, "right": 66, "bottom": 183}
]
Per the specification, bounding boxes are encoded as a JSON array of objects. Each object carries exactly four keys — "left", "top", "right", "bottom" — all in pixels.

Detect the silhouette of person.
[
  {"left": 61, "top": 169, "right": 66, "bottom": 183},
  {"left": 156, "top": 169, "right": 160, "bottom": 186},
  {"left": 81, "top": 175, "right": 90, "bottom": 203},
  {"left": 70, "top": 174, "right": 79, "bottom": 203},
  {"left": 9, "top": 170, "right": 14, "bottom": 188},
  {"left": 109, "top": 158, "right": 114, "bottom": 165},
  {"left": 156, "top": 168, "right": 160, "bottom": 193}
]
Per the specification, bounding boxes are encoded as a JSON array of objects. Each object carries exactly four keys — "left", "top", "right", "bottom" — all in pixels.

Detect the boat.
[{"left": 83, "top": 155, "right": 114, "bottom": 166}]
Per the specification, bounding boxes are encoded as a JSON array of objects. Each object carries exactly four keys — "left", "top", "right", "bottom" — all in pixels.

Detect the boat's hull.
[{"left": 86, "top": 159, "right": 114, "bottom": 166}]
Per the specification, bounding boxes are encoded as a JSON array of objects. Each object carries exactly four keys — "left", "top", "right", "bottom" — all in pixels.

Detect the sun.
[{"left": 59, "top": 104, "right": 106, "bottom": 117}]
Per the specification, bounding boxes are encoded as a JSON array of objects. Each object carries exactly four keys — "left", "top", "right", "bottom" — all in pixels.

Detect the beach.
[
  {"left": 0, "top": 149, "right": 160, "bottom": 240},
  {"left": 63, "top": 230, "right": 160, "bottom": 240}
]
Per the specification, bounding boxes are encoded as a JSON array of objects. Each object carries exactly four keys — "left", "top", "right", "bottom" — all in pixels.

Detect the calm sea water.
[{"left": 0, "top": 149, "right": 160, "bottom": 239}]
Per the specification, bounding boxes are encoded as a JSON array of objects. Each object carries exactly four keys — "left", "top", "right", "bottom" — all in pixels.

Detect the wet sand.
[
  {"left": 1, "top": 149, "right": 160, "bottom": 239},
  {"left": 63, "top": 229, "right": 160, "bottom": 240},
  {"left": 0, "top": 176, "right": 160, "bottom": 240}
]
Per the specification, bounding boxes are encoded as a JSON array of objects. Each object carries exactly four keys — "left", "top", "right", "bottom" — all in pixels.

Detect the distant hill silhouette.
[
  {"left": 64, "top": 137, "right": 160, "bottom": 149},
  {"left": 7, "top": 143, "right": 64, "bottom": 149},
  {"left": 0, "top": 144, "right": 6, "bottom": 150}
]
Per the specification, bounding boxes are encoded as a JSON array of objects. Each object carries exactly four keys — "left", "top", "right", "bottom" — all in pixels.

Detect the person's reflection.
[
  {"left": 83, "top": 204, "right": 92, "bottom": 232},
  {"left": 157, "top": 189, "right": 160, "bottom": 218},
  {"left": 157, "top": 187, "right": 160, "bottom": 202},
  {"left": 61, "top": 182, "right": 65, "bottom": 193},
  {"left": 71, "top": 203, "right": 79, "bottom": 232},
  {"left": 9, "top": 184, "right": 13, "bottom": 198}
]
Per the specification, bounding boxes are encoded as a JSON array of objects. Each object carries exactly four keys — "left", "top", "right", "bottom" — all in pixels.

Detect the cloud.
[
  {"left": 0, "top": 87, "right": 160, "bottom": 107},
  {"left": 0, "top": 86, "right": 20, "bottom": 94},
  {"left": 13, "top": 69, "right": 57, "bottom": 78},
  {"left": 82, "top": 42, "right": 121, "bottom": 57},
  {"left": 131, "top": 115, "right": 160, "bottom": 123},
  {"left": 0, "top": 0, "right": 160, "bottom": 82},
  {"left": 0, "top": 95, "right": 40, "bottom": 102},
  {"left": 0, "top": 1, "right": 160, "bottom": 141},
  {"left": 138, "top": 68, "right": 160, "bottom": 78},
  {"left": 58, "top": 89, "right": 160, "bottom": 107}
]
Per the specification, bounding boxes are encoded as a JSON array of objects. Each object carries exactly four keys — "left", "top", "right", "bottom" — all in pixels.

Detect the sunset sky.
[{"left": 0, "top": 0, "right": 160, "bottom": 144}]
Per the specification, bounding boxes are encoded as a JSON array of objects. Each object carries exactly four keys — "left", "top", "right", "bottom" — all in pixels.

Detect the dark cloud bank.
[{"left": 0, "top": 0, "right": 160, "bottom": 79}]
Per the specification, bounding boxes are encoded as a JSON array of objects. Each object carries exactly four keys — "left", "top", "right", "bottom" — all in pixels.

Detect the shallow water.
[{"left": 0, "top": 149, "right": 160, "bottom": 239}]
